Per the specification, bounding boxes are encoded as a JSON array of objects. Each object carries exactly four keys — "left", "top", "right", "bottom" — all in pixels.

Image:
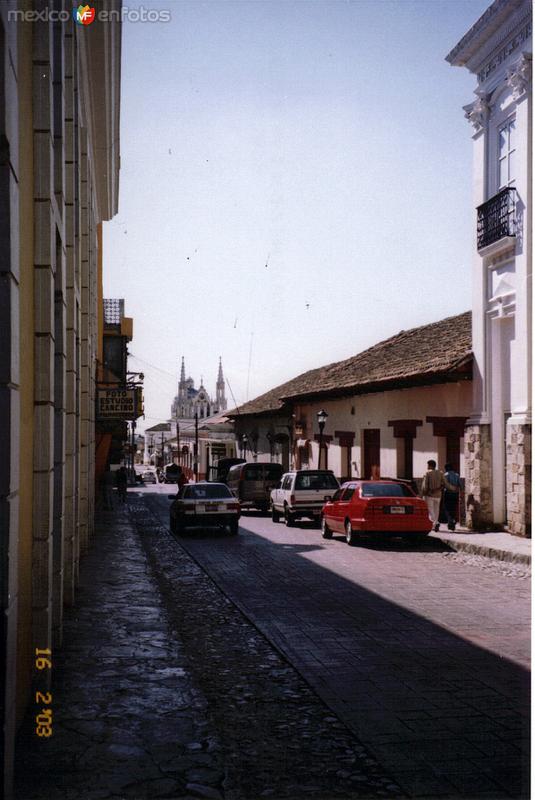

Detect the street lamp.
[
  {"left": 241, "top": 433, "right": 248, "bottom": 460},
  {"left": 317, "top": 409, "right": 329, "bottom": 469}
]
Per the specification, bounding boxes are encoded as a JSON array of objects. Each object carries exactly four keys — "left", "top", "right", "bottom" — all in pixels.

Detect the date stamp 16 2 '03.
[{"left": 35, "top": 648, "right": 53, "bottom": 738}]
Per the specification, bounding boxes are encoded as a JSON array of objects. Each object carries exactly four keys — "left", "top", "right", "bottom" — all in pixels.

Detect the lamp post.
[
  {"left": 317, "top": 409, "right": 328, "bottom": 469},
  {"left": 194, "top": 411, "right": 199, "bottom": 482},
  {"left": 241, "top": 433, "right": 248, "bottom": 460}
]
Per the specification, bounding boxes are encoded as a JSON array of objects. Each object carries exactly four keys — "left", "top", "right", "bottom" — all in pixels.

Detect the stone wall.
[
  {"left": 464, "top": 424, "right": 494, "bottom": 530},
  {"left": 506, "top": 424, "right": 531, "bottom": 537}
]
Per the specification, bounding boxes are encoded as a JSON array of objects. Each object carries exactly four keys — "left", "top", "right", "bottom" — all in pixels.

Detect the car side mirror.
[{"left": 325, "top": 495, "right": 332, "bottom": 502}]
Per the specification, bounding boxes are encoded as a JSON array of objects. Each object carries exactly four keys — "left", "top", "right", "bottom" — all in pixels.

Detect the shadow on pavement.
[{"left": 143, "top": 493, "right": 530, "bottom": 799}]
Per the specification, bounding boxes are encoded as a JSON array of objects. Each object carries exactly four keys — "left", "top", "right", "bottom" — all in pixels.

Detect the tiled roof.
[
  {"left": 144, "top": 422, "right": 171, "bottom": 433},
  {"left": 228, "top": 312, "right": 472, "bottom": 417}
]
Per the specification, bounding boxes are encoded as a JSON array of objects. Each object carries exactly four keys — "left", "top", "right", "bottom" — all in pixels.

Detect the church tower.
[
  {"left": 215, "top": 357, "right": 227, "bottom": 412},
  {"left": 178, "top": 357, "right": 186, "bottom": 401}
]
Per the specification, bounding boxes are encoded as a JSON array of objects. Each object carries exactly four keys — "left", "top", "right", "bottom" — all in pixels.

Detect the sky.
[{"left": 102, "top": 0, "right": 491, "bottom": 432}]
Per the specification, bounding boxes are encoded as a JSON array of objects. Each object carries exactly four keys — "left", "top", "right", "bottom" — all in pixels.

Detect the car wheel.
[
  {"left": 229, "top": 521, "right": 239, "bottom": 535},
  {"left": 271, "top": 505, "right": 281, "bottom": 523},
  {"left": 321, "top": 516, "right": 332, "bottom": 539},
  {"left": 284, "top": 505, "right": 295, "bottom": 527},
  {"left": 169, "top": 515, "right": 176, "bottom": 534},
  {"left": 345, "top": 519, "right": 357, "bottom": 546}
]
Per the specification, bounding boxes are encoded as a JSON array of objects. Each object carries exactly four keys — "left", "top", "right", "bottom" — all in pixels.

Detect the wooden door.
[{"left": 363, "top": 429, "right": 380, "bottom": 479}]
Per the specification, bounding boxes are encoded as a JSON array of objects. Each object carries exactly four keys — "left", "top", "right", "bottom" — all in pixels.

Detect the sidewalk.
[
  {"left": 431, "top": 527, "right": 531, "bottom": 565},
  {"left": 14, "top": 497, "right": 399, "bottom": 800}
]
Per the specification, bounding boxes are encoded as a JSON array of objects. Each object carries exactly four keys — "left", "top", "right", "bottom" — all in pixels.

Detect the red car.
[{"left": 321, "top": 480, "right": 432, "bottom": 545}]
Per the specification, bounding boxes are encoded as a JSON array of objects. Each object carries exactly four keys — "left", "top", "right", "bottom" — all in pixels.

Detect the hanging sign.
[{"left": 97, "top": 388, "right": 138, "bottom": 420}]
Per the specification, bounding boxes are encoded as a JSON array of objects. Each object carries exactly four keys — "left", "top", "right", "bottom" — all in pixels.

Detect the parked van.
[
  {"left": 208, "top": 457, "right": 246, "bottom": 483},
  {"left": 226, "top": 462, "right": 284, "bottom": 511}
]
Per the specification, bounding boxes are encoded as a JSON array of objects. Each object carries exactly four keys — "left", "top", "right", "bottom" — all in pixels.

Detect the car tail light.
[
  {"left": 180, "top": 503, "right": 195, "bottom": 511},
  {"left": 290, "top": 494, "right": 295, "bottom": 504},
  {"left": 228, "top": 502, "right": 240, "bottom": 511}
]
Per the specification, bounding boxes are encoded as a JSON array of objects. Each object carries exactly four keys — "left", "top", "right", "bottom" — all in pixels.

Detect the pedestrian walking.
[
  {"left": 102, "top": 465, "right": 116, "bottom": 510},
  {"left": 175, "top": 466, "right": 188, "bottom": 493},
  {"left": 443, "top": 462, "right": 461, "bottom": 531},
  {"left": 116, "top": 466, "right": 128, "bottom": 503},
  {"left": 421, "top": 460, "right": 451, "bottom": 532}
]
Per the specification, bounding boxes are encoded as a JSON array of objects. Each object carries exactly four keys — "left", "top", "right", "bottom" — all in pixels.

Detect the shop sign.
[{"left": 97, "top": 389, "right": 138, "bottom": 420}]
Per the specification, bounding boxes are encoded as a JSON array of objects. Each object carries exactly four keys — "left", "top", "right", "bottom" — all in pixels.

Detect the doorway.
[{"left": 363, "top": 429, "right": 380, "bottom": 480}]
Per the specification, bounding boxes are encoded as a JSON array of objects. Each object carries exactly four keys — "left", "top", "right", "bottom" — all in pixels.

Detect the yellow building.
[{"left": 0, "top": 4, "right": 122, "bottom": 795}]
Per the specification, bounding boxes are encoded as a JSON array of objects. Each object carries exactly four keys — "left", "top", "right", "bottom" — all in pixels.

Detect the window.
[
  {"left": 295, "top": 472, "right": 339, "bottom": 490},
  {"left": 264, "top": 464, "right": 283, "bottom": 481},
  {"left": 244, "top": 466, "right": 263, "bottom": 480},
  {"left": 185, "top": 485, "right": 232, "bottom": 499},
  {"left": 341, "top": 486, "right": 355, "bottom": 501},
  {"left": 361, "top": 482, "right": 413, "bottom": 498},
  {"left": 498, "top": 118, "right": 516, "bottom": 190}
]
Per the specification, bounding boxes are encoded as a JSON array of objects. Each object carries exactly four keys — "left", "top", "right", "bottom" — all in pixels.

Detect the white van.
[{"left": 270, "top": 470, "right": 340, "bottom": 526}]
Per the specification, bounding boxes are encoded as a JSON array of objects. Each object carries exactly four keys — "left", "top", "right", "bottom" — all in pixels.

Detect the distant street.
[{"left": 144, "top": 483, "right": 530, "bottom": 799}]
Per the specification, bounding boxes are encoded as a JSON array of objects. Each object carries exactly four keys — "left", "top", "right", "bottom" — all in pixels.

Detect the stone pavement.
[
  {"left": 430, "top": 529, "right": 531, "bottom": 566},
  {"left": 144, "top": 494, "right": 530, "bottom": 800},
  {"left": 14, "top": 499, "right": 400, "bottom": 800}
]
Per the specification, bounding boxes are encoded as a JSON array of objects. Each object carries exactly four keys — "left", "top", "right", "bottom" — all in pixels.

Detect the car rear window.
[
  {"left": 184, "top": 484, "right": 232, "bottom": 499},
  {"left": 243, "top": 466, "right": 264, "bottom": 480},
  {"left": 295, "top": 473, "right": 339, "bottom": 490},
  {"left": 264, "top": 464, "right": 283, "bottom": 480},
  {"left": 360, "top": 482, "right": 413, "bottom": 498}
]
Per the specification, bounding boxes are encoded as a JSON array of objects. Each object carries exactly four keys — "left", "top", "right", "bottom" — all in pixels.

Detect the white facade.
[
  {"left": 447, "top": 0, "right": 531, "bottom": 535},
  {"left": 293, "top": 383, "right": 472, "bottom": 482},
  {"left": 233, "top": 380, "right": 472, "bottom": 486}
]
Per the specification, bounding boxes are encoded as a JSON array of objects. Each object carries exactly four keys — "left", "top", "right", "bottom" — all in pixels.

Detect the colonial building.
[
  {"left": 446, "top": 0, "right": 531, "bottom": 536},
  {"left": 229, "top": 313, "right": 473, "bottom": 486},
  {"left": 0, "top": 4, "right": 122, "bottom": 795},
  {"left": 171, "top": 357, "right": 227, "bottom": 421}
]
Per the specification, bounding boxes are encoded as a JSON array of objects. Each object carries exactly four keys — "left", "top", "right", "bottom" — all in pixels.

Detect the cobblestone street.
[
  {"left": 145, "top": 486, "right": 530, "bottom": 799},
  {"left": 14, "top": 498, "right": 400, "bottom": 800}
]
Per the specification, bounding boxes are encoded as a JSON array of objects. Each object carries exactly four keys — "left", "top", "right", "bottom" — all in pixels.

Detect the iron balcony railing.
[{"left": 477, "top": 187, "right": 516, "bottom": 250}]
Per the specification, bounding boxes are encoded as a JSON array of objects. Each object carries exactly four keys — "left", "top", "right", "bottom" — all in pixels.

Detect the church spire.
[
  {"left": 216, "top": 357, "right": 227, "bottom": 412},
  {"left": 180, "top": 357, "right": 186, "bottom": 385}
]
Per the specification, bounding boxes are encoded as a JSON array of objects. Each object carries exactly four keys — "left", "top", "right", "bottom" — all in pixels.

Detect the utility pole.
[
  {"left": 160, "top": 431, "right": 165, "bottom": 468},
  {"left": 131, "top": 420, "right": 136, "bottom": 481},
  {"left": 194, "top": 411, "right": 199, "bottom": 482},
  {"left": 176, "top": 407, "right": 180, "bottom": 464}
]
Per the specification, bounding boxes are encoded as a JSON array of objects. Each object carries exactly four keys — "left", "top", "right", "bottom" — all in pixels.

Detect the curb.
[{"left": 432, "top": 534, "right": 531, "bottom": 566}]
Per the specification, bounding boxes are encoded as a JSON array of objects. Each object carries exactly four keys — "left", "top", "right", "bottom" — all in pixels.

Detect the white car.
[
  {"left": 270, "top": 470, "right": 340, "bottom": 526},
  {"left": 169, "top": 482, "right": 241, "bottom": 535}
]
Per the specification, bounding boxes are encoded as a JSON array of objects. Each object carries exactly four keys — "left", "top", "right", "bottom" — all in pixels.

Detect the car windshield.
[
  {"left": 184, "top": 484, "right": 232, "bottom": 499},
  {"left": 360, "top": 482, "right": 414, "bottom": 498},
  {"left": 295, "top": 472, "right": 339, "bottom": 490}
]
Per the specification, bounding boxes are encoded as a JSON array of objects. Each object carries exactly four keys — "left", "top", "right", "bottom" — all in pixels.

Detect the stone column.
[
  {"left": 464, "top": 424, "right": 493, "bottom": 530},
  {"left": 51, "top": 19, "right": 66, "bottom": 650},
  {"left": 32, "top": 14, "right": 55, "bottom": 677},
  {"left": 78, "top": 126, "right": 90, "bottom": 553},
  {"left": 63, "top": 27, "right": 78, "bottom": 606},
  {"left": 506, "top": 423, "right": 531, "bottom": 536},
  {"left": 0, "top": 10, "right": 21, "bottom": 795}
]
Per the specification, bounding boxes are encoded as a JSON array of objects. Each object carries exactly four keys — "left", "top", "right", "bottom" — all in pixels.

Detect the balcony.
[{"left": 477, "top": 187, "right": 516, "bottom": 253}]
